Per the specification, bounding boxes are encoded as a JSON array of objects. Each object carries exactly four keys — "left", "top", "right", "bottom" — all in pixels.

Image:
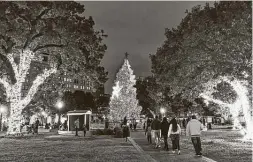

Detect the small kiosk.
[{"left": 67, "top": 110, "right": 92, "bottom": 131}]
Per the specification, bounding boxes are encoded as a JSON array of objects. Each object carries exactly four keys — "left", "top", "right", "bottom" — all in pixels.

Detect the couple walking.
[{"left": 148, "top": 116, "right": 181, "bottom": 154}]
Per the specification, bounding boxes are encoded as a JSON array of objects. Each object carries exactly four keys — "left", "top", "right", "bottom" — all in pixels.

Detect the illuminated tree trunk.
[
  {"left": 201, "top": 76, "right": 253, "bottom": 140},
  {"left": 0, "top": 50, "right": 57, "bottom": 135},
  {"left": 7, "top": 103, "right": 24, "bottom": 134}
]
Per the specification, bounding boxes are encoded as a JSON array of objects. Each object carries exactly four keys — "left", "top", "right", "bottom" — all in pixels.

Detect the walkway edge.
[
  {"left": 128, "top": 137, "right": 157, "bottom": 162},
  {"left": 202, "top": 156, "right": 217, "bottom": 162}
]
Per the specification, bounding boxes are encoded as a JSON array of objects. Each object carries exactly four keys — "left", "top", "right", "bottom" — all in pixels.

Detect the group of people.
[
  {"left": 145, "top": 115, "right": 204, "bottom": 156},
  {"left": 24, "top": 118, "right": 40, "bottom": 134}
]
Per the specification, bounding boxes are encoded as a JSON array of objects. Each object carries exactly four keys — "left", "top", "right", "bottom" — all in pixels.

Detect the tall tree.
[
  {"left": 109, "top": 53, "right": 141, "bottom": 122},
  {"left": 150, "top": 1, "right": 252, "bottom": 138},
  {"left": 0, "top": 1, "right": 107, "bottom": 135},
  {"left": 150, "top": 1, "right": 251, "bottom": 107}
]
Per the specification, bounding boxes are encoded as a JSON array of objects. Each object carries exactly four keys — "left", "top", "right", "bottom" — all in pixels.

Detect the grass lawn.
[
  {"left": 0, "top": 134, "right": 145, "bottom": 162},
  {"left": 180, "top": 129, "right": 252, "bottom": 162}
]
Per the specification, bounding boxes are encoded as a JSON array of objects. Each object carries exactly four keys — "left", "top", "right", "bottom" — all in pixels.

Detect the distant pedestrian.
[
  {"left": 203, "top": 118, "right": 206, "bottom": 126},
  {"left": 35, "top": 118, "right": 39, "bottom": 134},
  {"left": 83, "top": 124, "right": 87, "bottom": 137},
  {"left": 168, "top": 118, "right": 181, "bottom": 154},
  {"left": 133, "top": 122, "right": 137, "bottom": 131},
  {"left": 122, "top": 125, "right": 130, "bottom": 142},
  {"left": 146, "top": 124, "right": 152, "bottom": 144},
  {"left": 160, "top": 117, "right": 170, "bottom": 151},
  {"left": 182, "top": 118, "right": 187, "bottom": 129},
  {"left": 74, "top": 118, "right": 80, "bottom": 136},
  {"left": 130, "top": 122, "right": 133, "bottom": 130},
  {"left": 151, "top": 115, "right": 161, "bottom": 148},
  {"left": 123, "top": 116, "right": 127, "bottom": 125},
  {"left": 186, "top": 115, "right": 203, "bottom": 156}
]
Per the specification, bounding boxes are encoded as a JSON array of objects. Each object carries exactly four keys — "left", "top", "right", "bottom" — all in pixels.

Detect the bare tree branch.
[
  {"left": 22, "top": 67, "right": 57, "bottom": 107},
  {"left": 35, "top": 8, "right": 51, "bottom": 21},
  {"left": 23, "top": 32, "right": 44, "bottom": 49},
  {"left": 33, "top": 44, "right": 65, "bottom": 52},
  {"left": 0, "top": 77, "right": 11, "bottom": 92},
  {"left": 6, "top": 53, "right": 18, "bottom": 79}
]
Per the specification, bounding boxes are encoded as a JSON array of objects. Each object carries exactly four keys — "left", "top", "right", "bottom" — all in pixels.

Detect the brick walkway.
[{"left": 130, "top": 130, "right": 216, "bottom": 162}]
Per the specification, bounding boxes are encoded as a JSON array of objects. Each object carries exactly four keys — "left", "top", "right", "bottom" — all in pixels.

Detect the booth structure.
[{"left": 67, "top": 110, "right": 92, "bottom": 131}]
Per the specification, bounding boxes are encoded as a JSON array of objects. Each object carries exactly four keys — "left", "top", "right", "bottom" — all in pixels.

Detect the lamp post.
[
  {"left": 160, "top": 108, "right": 166, "bottom": 118},
  {"left": 56, "top": 100, "right": 64, "bottom": 127},
  {"left": 0, "top": 105, "right": 6, "bottom": 131}
]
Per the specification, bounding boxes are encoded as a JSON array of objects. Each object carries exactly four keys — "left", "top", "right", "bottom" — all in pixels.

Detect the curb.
[
  {"left": 202, "top": 156, "right": 217, "bottom": 162},
  {"left": 127, "top": 137, "right": 157, "bottom": 162}
]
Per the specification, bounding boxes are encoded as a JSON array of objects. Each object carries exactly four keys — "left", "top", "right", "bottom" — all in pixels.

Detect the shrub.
[
  {"left": 114, "top": 127, "right": 123, "bottom": 138},
  {"left": 103, "top": 128, "right": 114, "bottom": 135},
  {"left": 92, "top": 129, "right": 104, "bottom": 135}
]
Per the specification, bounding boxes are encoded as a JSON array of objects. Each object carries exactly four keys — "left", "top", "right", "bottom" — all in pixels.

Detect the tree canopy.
[
  {"left": 0, "top": 1, "right": 108, "bottom": 109},
  {"left": 0, "top": 1, "right": 108, "bottom": 134},
  {"left": 150, "top": 1, "right": 252, "bottom": 104}
]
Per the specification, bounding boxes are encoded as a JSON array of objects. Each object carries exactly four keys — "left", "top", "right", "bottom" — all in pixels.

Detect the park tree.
[
  {"left": 0, "top": 1, "right": 107, "bottom": 135},
  {"left": 135, "top": 76, "right": 157, "bottom": 116},
  {"left": 150, "top": 1, "right": 252, "bottom": 138},
  {"left": 109, "top": 53, "right": 141, "bottom": 122},
  {"left": 151, "top": 1, "right": 251, "bottom": 100}
]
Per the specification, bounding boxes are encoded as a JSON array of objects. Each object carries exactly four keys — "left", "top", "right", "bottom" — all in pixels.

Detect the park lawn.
[
  {"left": 180, "top": 129, "right": 252, "bottom": 162},
  {"left": 0, "top": 134, "right": 145, "bottom": 162}
]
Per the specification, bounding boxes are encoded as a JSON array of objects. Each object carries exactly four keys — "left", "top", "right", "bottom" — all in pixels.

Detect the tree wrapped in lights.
[
  {"left": 0, "top": 2, "right": 107, "bottom": 135},
  {"left": 109, "top": 53, "right": 141, "bottom": 122}
]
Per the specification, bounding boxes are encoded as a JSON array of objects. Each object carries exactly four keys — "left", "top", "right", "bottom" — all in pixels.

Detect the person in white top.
[
  {"left": 168, "top": 118, "right": 181, "bottom": 154},
  {"left": 186, "top": 115, "right": 204, "bottom": 156}
]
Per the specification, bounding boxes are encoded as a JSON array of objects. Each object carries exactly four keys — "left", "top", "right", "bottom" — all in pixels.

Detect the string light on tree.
[
  {"left": 200, "top": 76, "right": 253, "bottom": 141},
  {"left": 0, "top": 50, "right": 57, "bottom": 135},
  {"left": 109, "top": 53, "right": 142, "bottom": 122}
]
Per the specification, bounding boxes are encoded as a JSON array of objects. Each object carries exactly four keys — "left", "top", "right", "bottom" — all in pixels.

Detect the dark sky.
[{"left": 80, "top": 1, "right": 210, "bottom": 94}]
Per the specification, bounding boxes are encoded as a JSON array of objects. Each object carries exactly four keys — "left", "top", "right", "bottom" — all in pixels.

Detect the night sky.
[{"left": 81, "top": 1, "right": 210, "bottom": 94}]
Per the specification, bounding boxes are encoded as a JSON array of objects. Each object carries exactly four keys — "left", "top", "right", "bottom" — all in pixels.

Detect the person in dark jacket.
[
  {"left": 160, "top": 117, "right": 170, "bottom": 151},
  {"left": 151, "top": 115, "right": 161, "bottom": 148},
  {"left": 122, "top": 125, "right": 130, "bottom": 142},
  {"left": 35, "top": 118, "right": 39, "bottom": 134}
]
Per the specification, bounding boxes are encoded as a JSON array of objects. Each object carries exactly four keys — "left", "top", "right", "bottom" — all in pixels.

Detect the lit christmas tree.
[{"left": 109, "top": 53, "right": 141, "bottom": 122}]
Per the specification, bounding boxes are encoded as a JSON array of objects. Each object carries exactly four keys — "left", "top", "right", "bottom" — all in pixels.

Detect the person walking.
[
  {"left": 146, "top": 124, "right": 152, "bottom": 144},
  {"left": 35, "top": 118, "right": 39, "bottom": 134},
  {"left": 160, "top": 117, "right": 170, "bottom": 151},
  {"left": 186, "top": 115, "right": 204, "bottom": 156},
  {"left": 74, "top": 118, "right": 80, "bottom": 136},
  {"left": 83, "top": 124, "right": 87, "bottom": 137},
  {"left": 122, "top": 124, "right": 130, "bottom": 142},
  {"left": 151, "top": 115, "right": 161, "bottom": 148},
  {"left": 168, "top": 118, "right": 181, "bottom": 154}
]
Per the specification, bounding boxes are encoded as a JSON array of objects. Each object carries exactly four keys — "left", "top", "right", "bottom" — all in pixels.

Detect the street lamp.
[
  {"left": 160, "top": 108, "right": 166, "bottom": 117},
  {"left": 56, "top": 100, "right": 64, "bottom": 127},
  {"left": 56, "top": 101, "right": 64, "bottom": 109},
  {"left": 0, "top": 105, "right": 7, "bottom": 131}
]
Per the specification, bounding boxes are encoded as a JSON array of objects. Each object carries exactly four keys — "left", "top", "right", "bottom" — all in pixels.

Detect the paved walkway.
[{"left": 129, "top": 130, "right": 216, "bottom": 162}]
